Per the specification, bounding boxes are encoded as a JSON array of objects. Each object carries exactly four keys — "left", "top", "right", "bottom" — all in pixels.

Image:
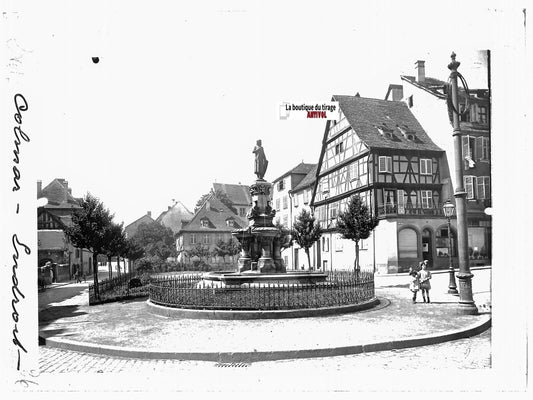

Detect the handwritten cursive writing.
[
  {"left": 11, "top": 234, "right": 30, "bottom": 370},
  {"left": 12, "top": 93, "right": 29, "bottom": 191}
]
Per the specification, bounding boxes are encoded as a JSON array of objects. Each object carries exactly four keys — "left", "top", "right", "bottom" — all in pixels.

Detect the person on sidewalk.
[
  {"left": 419, "top": 260, "right": 432, "bottom": 303},
  {"left": 408, "top": 267, "right": 420, "bottom": 303}
]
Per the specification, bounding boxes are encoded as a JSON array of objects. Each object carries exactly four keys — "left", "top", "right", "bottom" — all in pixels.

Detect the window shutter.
[
  {"left": 462, "top": 136, "right": 470, "bottom": 157},
  {"left": 475, "top": 137, "right": 483, "bottom": 161},
  {"left": 485, "top": 177, "right": 491, "bottom": 200},
  {"left": 387, "top": 157, "right": 392, "bottom": 173},
  {"left": 379, "top": 157, "right": 386, "bottom": 172},
  {"left": 476, "top": 177, "right": 484, "bottom": 199},
  {"left": 464, "top": 176, "right": 476, "bottom": 199}
]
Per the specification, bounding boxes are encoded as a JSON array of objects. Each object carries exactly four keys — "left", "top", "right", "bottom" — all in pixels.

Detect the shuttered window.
[
  {"left": 399, "top": 228, "right": 418, "bottom": 258},
  {"left": 378, "top": 156, "right": 392, "bottom": 173},
  {"left": 476, "top": 176, "right": 491, "bottom": 200},
  {"left": 464, "top": 176, "right": 476, "bottom": 199},
  {"left": 475, "top": 137, "right": 490, "bottom": 161}
]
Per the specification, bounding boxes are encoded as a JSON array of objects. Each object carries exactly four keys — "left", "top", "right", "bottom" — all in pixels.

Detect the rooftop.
[
  {"left": 273, "top": 162, "right": 316, "bottom": 184},
  {"left": 333, "top": 95, "right": 443, "bottom": 152}
]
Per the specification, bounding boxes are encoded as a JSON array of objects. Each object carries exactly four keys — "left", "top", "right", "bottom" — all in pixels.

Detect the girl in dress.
[
  {"left": 408, "top": 267, "right": 420, "bottom": 303},
  {"left": 419, "top": 260, "right": 432, "bottom": 303}
]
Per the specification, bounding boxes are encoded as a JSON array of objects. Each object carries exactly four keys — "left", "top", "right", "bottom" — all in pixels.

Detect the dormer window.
[
  {"left": 200, "top": 219, "right": 209, "bottom": 228},
  {"left": 226, "top": 219, "right": 235, "bottom": 227},
  {"left": 398, "top": 126, "right": 416, "bottom": 141},
  {"left": 377, "top": 127, "right": 393, "bottom": 138}
]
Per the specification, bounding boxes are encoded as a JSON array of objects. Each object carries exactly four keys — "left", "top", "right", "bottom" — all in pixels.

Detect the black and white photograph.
[{"left": 1, "top": 0, "right": 529, "bottom": 394}]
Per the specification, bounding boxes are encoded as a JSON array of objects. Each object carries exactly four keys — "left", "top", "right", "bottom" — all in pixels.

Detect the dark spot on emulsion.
[{"left": 92, "top": 57, "right": 100, "bottom": 64}]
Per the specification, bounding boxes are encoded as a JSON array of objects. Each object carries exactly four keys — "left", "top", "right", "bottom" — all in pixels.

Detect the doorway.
[{"left": 422, "top": 228, "right": 433, "bottom": 267}]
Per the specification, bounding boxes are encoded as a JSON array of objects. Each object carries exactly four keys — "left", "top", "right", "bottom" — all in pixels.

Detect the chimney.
[
  {"left": 37, "top": 180, "right": 42, "bottom": 196},
  {"left": 147, "top": 211, "right": 151, "bottom": 217},
  {"left": 386, "top": 84, "right": 404, "bottom": 101},
  {"left": 415, "top": 60, "right": 425, "bottom": 83}
]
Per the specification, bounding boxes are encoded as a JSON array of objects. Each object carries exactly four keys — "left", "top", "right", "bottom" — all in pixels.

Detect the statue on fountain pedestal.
[{"left": 253, "top": 139, "right": 268, "bottom": 180}]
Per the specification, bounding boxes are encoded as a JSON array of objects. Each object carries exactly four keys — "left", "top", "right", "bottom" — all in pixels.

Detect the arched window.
[{"left": 398, "top": 228, "right": 418, "bottom": 258}]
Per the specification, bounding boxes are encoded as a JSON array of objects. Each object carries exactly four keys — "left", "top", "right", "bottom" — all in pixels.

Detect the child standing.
[
  {"left": 419, "top": 260, "right": 432, "bottom": 303},
  {"left": 408, "top": 267, "right": 420, "bottom": 303}
]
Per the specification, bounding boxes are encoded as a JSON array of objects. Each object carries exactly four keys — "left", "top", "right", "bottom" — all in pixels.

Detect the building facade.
[
  {"left": 388, "top": 55, "right": 491, "bottom": 266},
  {"left": 155, "top": 201, "right": 194, "bottom": 234},
  {"left": 37, "top": 179, "right": 93, "bottom": 281},
  {"left": 176, "top": 195, "right": 247, "bottom": 264},
  {"left": 272, "top": 162, "right": 316, "bottom": 269},
  {"left": 311, "top": 95, "right": 455, "bottom": 274},
  {"left": 124, "top": 211, "right": 156, "bottom": 239},
  {"left": 288, "top": 165, "right": 320, "bottom": 270}
]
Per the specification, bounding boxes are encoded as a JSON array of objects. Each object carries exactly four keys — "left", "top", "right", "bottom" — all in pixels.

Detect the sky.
[{"left": 2, "top": 0, "right": 524, "bottom": 226}]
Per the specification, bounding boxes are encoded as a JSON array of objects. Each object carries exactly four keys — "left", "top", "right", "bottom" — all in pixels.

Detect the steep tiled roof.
[
  {"left": 156, "top": 201, "right": 194, "bottom": 234},
  {"left": 291, "top": 164, "right": 318, "bottom": 193},
  {"left": 124, "top": 214, "right": 156, "bottom": 238},
  {"left": 273, "top": 162, "right": 316, "bottom": 183},
  {"left": 212, "top": 183, "right": 251, "bottom": 206},
  {"left": 333, "top": 95, "right": 443, "bottom": 152},
  {"left": 180, "top": 195, "right": 247, "bottom": 233},
  {"left": 39, "top": 179, "right": 81, "bottom": 209}
]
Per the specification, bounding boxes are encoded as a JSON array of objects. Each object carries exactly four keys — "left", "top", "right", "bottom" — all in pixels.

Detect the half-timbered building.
[
  {"left": 37, "top": 179, "right": 94, "bottom": 281},
  {"left": 311, "top": 95, "right": 453, "bottom": 273}
]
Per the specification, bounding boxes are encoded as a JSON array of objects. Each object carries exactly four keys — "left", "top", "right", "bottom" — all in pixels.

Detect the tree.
[
  {"left": 213, "top": 239, "right": 230, "bottom": 262},
  {"left": 274, "top": 220, "right": 292, "bottom": 250},
  {"left": 186, "top": 243, "right": 212, "bottom": 264},
  {"left": 131, "top": 221, "right": 176, "bottom": 260},
  {"left": 226, "top": 237, "right": 241, "bottom": 260},
  {"left": 103, "top": 222, "right": 126, "bottom": 279},
  {"left": 194, "top": 189, "right": 237, "bottom": 214},
  {"left": 290, "top": 209, "right": 322, "bottom": 270},
  {"left": 124, "top": 238, "right": 144, "bottom": 273},
  {"left": 336, "top": 195, "right": 379, "bottom": 271},
  {"left": 65, "top": 193, "right": 114, "bottom": 300}
]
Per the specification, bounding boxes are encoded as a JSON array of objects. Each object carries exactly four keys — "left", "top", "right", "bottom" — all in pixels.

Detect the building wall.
[
  {"left": 318, "top": 216, "right": 458, "bottom": 275},
  {"left": 401, "top": 84, "right": 491, "bottom": 265}
]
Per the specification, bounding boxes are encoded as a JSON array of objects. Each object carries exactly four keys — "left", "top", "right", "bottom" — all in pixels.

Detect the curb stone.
[{"left": 39, "top": 314, "right": 491, "bottom": 363}]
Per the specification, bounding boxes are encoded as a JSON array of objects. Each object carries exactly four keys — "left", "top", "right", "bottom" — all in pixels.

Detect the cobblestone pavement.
[{"left": 38, "top": 329, "right": 490, "bottom": 374}]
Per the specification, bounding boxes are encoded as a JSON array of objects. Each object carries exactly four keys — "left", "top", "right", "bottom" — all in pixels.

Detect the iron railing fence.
[
  {"left": 89, "top": 272, "right": 149, "bottom": 304},
  {"left": 148, "top": 270, "right": 375, "bottom": 310}
]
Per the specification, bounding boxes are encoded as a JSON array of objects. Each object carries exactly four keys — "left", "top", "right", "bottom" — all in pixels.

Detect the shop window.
[{"left": 398, "top": 228, "right": 418, "bottom": 258}]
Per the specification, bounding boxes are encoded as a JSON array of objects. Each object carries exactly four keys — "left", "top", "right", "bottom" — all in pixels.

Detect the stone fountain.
[{"left": 201, "top": 140, "right": 326, "bottom": 286}]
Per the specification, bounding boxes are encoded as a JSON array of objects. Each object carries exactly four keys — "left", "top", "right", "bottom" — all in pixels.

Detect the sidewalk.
[{"left": 38, "top": 268, "right": 491, "bottom": 362}]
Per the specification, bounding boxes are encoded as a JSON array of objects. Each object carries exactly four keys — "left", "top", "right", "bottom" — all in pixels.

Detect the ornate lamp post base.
[
  {"left": 448, "top": 267, "right": 459, "bottom": 295},
  {"left": 456, "top": 272, "right": 478, "bottom": 315}
]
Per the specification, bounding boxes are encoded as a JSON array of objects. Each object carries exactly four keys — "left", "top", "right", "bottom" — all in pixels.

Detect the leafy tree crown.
[{"left": 336, "top": 195, "right": 379, "bottom": 242}]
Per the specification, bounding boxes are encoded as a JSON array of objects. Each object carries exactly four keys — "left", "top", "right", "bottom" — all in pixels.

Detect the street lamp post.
[
  {"left": 443, "top": 200, "right": 458, "bottom": 295},
  {"left": 448, "top": 52, "right": 477, "bottom": 314}
]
